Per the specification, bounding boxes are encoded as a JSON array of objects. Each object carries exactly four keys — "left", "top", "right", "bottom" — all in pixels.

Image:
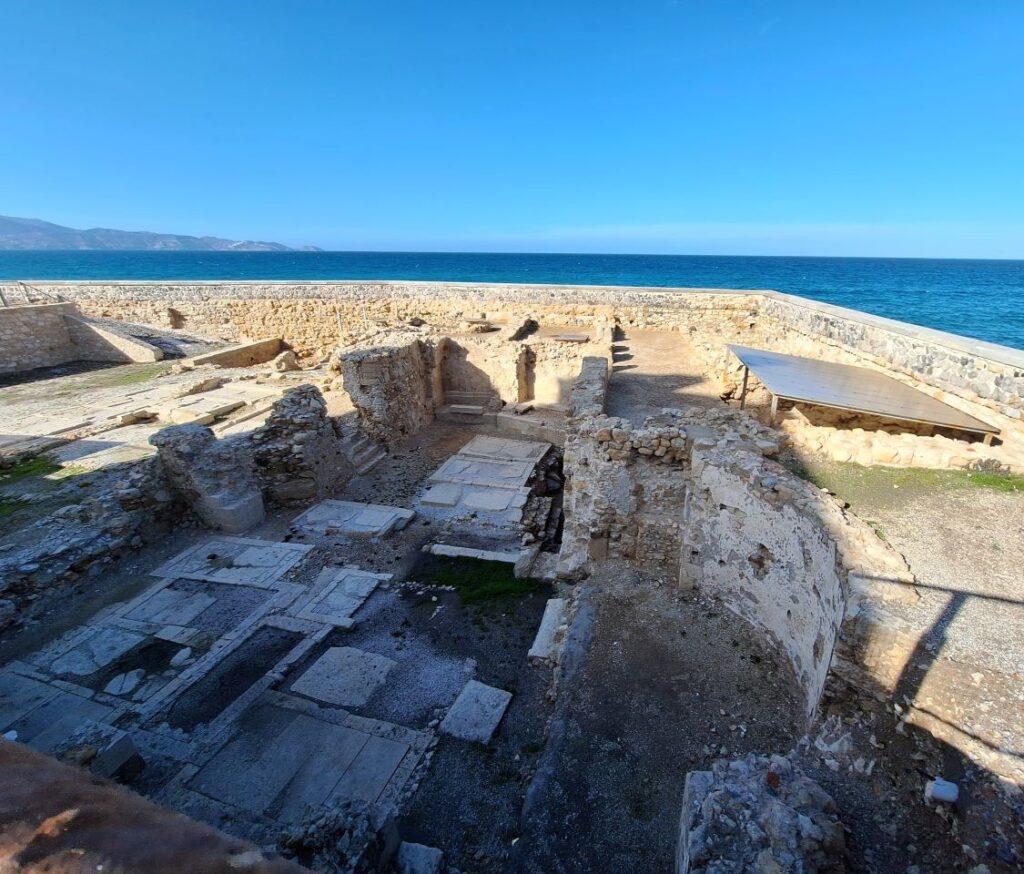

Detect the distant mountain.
[{"left": 0, "top": 215, "right": 320, "bottom": 252}]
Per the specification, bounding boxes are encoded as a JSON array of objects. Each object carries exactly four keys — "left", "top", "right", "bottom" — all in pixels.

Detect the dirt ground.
[
  {"left": 784, "top": 454, "right": 1024, "bottom": 872},
  {"left": 605, "top": 330, "right": 723, "bottom": 422},
  {"left": 507, "top": 561, "right": 804, "bottom": 874}
]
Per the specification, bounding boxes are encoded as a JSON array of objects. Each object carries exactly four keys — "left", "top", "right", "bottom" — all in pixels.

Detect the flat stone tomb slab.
[
  {"left": 421, "top": 481, "right": 463, "bottom": 508},
  {"left": 440, "top": 680, "right": 513, "bottom": 744},
  {"left": 458, "top": 434, "right": 550, "bottom": 464},
  {"left": 292, "top": 567, "right": 386, "bottom": 629},
  {"left": 150, "top": 537, "right": 312, "bottom": 588},
  {"left": 293, "top": 499, "right": 415, "bottom": 538},
  {"left": 125, "top": 587, "right": 217, "bottom": 627},
  {"left": 0, "top": 672, "right": 60, "bottom": 731},
  {"left": 188, "top": 703, "right": 422, "bottom": 823},
  {"left": 429, "top": 456, "right": 535, "bottom": 489},
  {"left": 290, "top": 646, "right": 396, "bottom": 708},
  {"left": 461, "top": 486, "right": 530, "bottom": 513},
  {"left": 42, "top": 628, "right": 147, "bottom": 678}
]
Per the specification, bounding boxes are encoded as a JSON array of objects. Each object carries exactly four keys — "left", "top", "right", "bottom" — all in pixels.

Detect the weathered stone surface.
[
  {"left": 293, "top": 499, "right": 415, "bottom": 538},
  {"left": 250, "top": 385, "right": 355, "bottom": 504},
  {"left": 527, "top": 598, "right": 569, "bottom": 665},
  {"left": 291, "top": 567, "right": 387, "bottom": 629},
  {"left": 271, "top": 349, "right": 300, "bottom": 372},
  {"left": 291, "top": 646, "right": 396, "bottom": 707},
  {"left": 150, "top": 423, "right": 265, "bottom": 533},
  {"left": 440, "top": 680, "right": 513, "bottom": 744},
  {"left": 397, "top": 842, "right": 444, "bottom": 874},
  {"left": 678, "top": 754, "right": 845, "bottom": 873},
  {"left": 151, "top": 536, "right": 311, "bottom": 587}
]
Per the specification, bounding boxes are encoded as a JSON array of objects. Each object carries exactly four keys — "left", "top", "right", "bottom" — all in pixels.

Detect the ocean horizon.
[{"left": 2, "top": 251, "right": 1022, "bottom": 350}]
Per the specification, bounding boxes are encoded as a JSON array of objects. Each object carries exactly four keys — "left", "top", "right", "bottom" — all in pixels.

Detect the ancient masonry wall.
[
  {"left": 558, "top": 365, "right": 913, "bottom": 720},
  {"left": 0, "top": 301, "right": 162, "bottom": 373},
  {"left": 340, "top": 338, "right": 441, "bottom": 444},
  {"left": 10, "top": 280, "right": 1020, "bottom": 420},
  {"left": 0, "top": 303, "right": 78, "bottom": 372},
  {"left": 249, "top": 385, "right": 354, "bottom": 503}
]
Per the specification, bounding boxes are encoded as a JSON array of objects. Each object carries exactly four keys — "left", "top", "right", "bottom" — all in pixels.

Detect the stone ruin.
[{"left": 1, "top": 281, "right": 1023, "bottom": 873}]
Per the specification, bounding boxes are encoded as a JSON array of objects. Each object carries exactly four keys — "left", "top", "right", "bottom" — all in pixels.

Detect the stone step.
[
  {"left": 355, "top": 449, "right": 386, "bottom": 475},
  {"left": 350, "top": 443, "right": 381, "bottom": 465},
  {"left": 349, "top": 435, "right": 373, "bottom": 455}
]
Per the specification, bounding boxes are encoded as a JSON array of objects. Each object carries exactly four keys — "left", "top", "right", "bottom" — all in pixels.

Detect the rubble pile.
[{"left": 678, "top": 754, "right": 846, "bottom": 873}]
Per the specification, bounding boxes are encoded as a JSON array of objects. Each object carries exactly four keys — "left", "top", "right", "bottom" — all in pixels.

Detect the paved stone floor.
[{"left": 0, "top": 426, "right": 557, "bottom": 866}]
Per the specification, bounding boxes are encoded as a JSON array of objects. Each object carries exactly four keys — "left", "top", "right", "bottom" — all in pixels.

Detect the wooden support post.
[
  {"left": 739, "top": 366, "right": 749, "bottom": 410},
  {"left": 983, "top": 432, "right": 995, "bottom": 446},
  {"left": 769, "top": 394, "right": 779, "bottom": 425}
]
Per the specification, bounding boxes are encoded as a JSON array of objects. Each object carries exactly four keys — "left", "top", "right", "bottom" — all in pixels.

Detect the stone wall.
[
  {"left": 0, "top": 302, "right": 162, "bottom": 374},
  {"left": 340, "top": 338, "right": 441, "bottom": 444},
  {"left": 558, "top": 362, "right": 914, "bottom": 719},
  {"left": 6, "top": 280, "right": 1022, "bottom": 466},
  {"left": 12, "top": 279, "right": 1018, "bottom": 408},
  {"left": 0, "top": 459, "right": 178, "bottom": 630},
  {"left": 249, "top": 385, "right": 354, "bottom": 503},
  {"left": 1, "top": 281, "right": 758, "bottom": 363},
  {"left": 567, "top": 356, "right": 609, "bottom": 418},
  {"left": 64, "top": 315, "right": 163, "bottom": 364},
  {"left": 0, "top": 303, "right": 77, "bottom": 373}
]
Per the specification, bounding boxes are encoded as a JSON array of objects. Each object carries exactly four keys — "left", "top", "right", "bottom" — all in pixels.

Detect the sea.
[{"left": 1, "top": 251, "right": 1022, "bottom": 351}]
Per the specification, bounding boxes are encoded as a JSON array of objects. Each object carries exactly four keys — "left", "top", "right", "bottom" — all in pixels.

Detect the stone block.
[
  {"left": 440, "top": 680, "right": 513, "bottom": 744},
  {"left": 528, "top": 598, "right": 568, "bottom": 664},
  {"left": 398, "top": 842, "right": 444, "bottom": 874},
  {"left": 291, "top": 646, "right": 397, "bottom": 707}
]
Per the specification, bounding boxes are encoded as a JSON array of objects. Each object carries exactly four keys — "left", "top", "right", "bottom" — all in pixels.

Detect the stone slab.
[
  {"left": 0, "top": 673, "right": 60, "bottom": 730},
  {"left": 429, "top": 456, "right": 534, "bottom": 489},
  {"left": 151, "top": 537, "right": 312, "bottom": 587},
  {"left": 528, "top": 598, "right": 568, "bottom": 664},
  {"left": 428, "top": 543, "right": 523, "bottom": 564},
  {"left": 461, "top": 487, "right": 523, "bottom": 512},
  {"left": 398, "top": 843, "right": 444, "bottom": 874},
  {"left": 293, "top": 500, "right": 415, "bottom": 538},
  {"left": 420, "top": 482, "right": 463, "bottom": 508},
  {"left": 126, "top": 588, "right": 217, "bottom": 626},
  {"left": 290, "top": 646, "right": 396, "bottom": 708},
  {"left": 439, "top": 680, "right": 513, "bottom": 744},
  {"left": 326, "top": 734, "right": 410, "bottom": 803},
  {"left": 291, "top": 567, "right": 386, "bottom": 629},
  {"left": 48, "top": 628, "right": 146, "bottom": 677},
  {"left": 5, "top": 692, "right": 114, "bottom": 754},
  {"left": 190, "top": 702, "right": 418, "bottom": 820},
  {"left": 459, "top": 434, "right": 550, "bottom": 464},
  {"left": 553, "top": 333, "right": 590, "bottom": 342}
]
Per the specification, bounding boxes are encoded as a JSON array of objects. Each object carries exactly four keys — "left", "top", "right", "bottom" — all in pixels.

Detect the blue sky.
[{"left": 2, "top": 1, "right": 1022, "bottom": 257}]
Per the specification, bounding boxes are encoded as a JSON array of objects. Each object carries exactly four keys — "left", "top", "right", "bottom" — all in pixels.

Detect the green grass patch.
[
  {"left": 788, "top": 460, "right": 1024, "bottom": 497},
  {"left": 417, "top": 555, "right": 536, "bottom": 604},
  {"left": 0, "top": 455, "right": 61, "bottom": 483}
]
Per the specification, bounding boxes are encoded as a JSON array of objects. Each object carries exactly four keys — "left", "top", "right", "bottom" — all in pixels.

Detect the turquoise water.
[{"left": 2, "top": 251, "right": 1022, "bottom": 350}]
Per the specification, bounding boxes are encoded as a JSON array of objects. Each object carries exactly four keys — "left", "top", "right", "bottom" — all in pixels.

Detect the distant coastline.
[
  {"left": 1, "top": 250, "right": 1021, "bottom": 349},
  {"left": 0, "top": 215, "right": 318, "bottom": 252}
]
